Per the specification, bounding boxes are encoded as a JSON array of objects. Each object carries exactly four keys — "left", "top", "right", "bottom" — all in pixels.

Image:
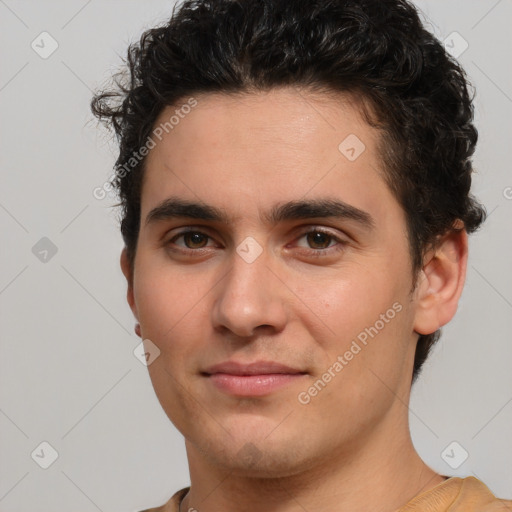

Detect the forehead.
[{"left": 141, "top": 87, "right": 397, "bottom": 225}]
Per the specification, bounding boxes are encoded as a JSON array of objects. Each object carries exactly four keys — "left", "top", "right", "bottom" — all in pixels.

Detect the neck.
[{"left": 180, "top": 403, "right": 446, "bottom": 512}]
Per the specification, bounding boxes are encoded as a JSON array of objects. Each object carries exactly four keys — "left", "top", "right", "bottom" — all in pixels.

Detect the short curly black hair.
[{"left": 91, "top": 0, "right": 485, "bottom": 384}]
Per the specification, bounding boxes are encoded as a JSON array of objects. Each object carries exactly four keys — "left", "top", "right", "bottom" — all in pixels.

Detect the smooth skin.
[{"left": 121, "top": 88, "right": 467, "bottom": 512}]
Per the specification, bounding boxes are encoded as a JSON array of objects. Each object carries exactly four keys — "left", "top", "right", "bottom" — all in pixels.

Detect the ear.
[
  {"left": 413, "top": 224, "right": 468, "bottom": 335},
  {"left": 120, "top": 248, "right": 138, "bottom": 321}
]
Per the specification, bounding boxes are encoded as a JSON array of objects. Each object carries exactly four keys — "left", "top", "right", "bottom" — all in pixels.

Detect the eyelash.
[{"left": 165, "top": 227, "right": 347, "bottom": 258}]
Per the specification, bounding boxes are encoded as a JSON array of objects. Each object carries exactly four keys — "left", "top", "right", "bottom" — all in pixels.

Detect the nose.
[{"left": 211, "top": 247, "right": 288, "bottom": 338}]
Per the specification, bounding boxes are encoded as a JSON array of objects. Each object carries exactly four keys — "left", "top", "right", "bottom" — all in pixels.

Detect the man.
[{"left": 91, "top": 0, "right": 511, "bottom": 510}]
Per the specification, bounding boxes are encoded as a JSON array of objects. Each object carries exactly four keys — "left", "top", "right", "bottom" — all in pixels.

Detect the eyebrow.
[{"left": 145, "top": 196, "right": 375, "bottom": 230}]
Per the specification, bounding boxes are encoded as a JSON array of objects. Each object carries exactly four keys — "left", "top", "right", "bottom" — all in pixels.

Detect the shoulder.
[
  {"left": 453, "top": 476, "right": 512, "bottom": 510},
  {"left": 137, "top": 487, "right": 190, "bottom": 512},
  {"left": 398, "top": 476, "right": 512, "bottom": 511}
]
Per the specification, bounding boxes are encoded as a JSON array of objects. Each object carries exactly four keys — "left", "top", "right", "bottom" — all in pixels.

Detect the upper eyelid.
[
  {"left": 168, "top": 229, "right": 219, "bottom": 246},
  {"left": 291, "top": 229, "right": 346, "bottom": 250}
]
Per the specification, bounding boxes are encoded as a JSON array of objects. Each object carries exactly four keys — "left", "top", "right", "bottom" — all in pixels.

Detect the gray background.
[{"left": 0, "top": 1, "right": 511, "bottom": 510}]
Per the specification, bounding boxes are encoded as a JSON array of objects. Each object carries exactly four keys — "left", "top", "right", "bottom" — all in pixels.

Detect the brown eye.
[
  {"left": 165, "top": 229, "right": 218, "bottom": 258},
  {"left": 292, "top": 228, "right": 347, "bottom": 259},
  {"left": 182, "top": 232, "right": 209, "bottom": 248},
  {"left": 306, "top": 231, "right": 335, "bottom": 249}
]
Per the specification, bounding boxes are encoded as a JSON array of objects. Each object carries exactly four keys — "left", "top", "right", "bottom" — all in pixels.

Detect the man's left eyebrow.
[{"left": 264, "top": 198, "right": 375, "bottom": 230}]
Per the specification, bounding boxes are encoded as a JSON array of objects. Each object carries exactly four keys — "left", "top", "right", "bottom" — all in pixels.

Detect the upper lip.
[{"left": 203, "top": 361, "right": 306, "bottom": 376}]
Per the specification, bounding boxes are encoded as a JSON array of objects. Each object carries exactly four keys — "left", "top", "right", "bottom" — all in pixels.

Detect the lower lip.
[{"left": 206, "top": 373, "right": 306, "bottom": 396}]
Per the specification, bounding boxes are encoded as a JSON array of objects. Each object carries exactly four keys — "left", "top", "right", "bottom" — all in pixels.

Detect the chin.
[{"left": 189, "top": 428, "right": 324, "bottom": 479}]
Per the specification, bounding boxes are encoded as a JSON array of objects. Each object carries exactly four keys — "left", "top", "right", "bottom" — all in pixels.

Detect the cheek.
[
  {"left": 133, "top": 259, "right": 212, "bottom": 429},
  {"left": 302, "top": 263, "right": 413, "bottom": 387},
  {"left": 133, "top": 256, "right": 205, "bottom": 343},
  {"left": 303, "top": 266, "right": 403, "bottom": 338}
]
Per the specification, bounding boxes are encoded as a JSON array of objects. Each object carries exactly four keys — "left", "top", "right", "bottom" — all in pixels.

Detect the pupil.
[
  {"left": 186, "top": 232, "right": 206, "bottom": 248},
  {"left": 308, "top": 232, "right": 330, "bottom": 249}
]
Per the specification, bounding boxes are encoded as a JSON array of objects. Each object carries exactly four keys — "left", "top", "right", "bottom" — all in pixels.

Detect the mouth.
[{"left": 202, "top": 360, "right": 308, "bottom": 397}]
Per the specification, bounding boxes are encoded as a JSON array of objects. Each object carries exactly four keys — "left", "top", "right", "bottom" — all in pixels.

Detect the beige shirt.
[{"left": 140, "top": 476, "right": 512, "bottom": 512}]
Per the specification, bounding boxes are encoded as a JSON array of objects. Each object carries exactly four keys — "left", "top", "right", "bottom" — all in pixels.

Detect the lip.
[
  {"left": 202, "top": 360, "right": 307, "bottom": 397},
  {"left": 204, "top": 360, "right": 304, "bottom": 376}
]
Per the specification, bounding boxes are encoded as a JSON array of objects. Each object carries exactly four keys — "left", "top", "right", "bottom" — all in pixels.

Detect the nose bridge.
[{"left": 212, "top": 243, "right": 287, "bottom": 336}]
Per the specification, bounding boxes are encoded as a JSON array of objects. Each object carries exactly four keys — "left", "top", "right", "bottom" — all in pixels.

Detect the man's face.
[{"left": 129, "top": 88, "right": 421, "bottom": 476}]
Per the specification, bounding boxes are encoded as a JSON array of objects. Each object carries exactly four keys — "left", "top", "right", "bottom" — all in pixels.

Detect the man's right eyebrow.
[{"left": 145, "top": 197, "right": 229, "bottom": 226}]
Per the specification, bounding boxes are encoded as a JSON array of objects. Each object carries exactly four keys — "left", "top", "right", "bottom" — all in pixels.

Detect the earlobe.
[
  {"left": 413, "top": 226, "right": 468, "bottom": 335},
  {"left": 120, "top": 248, "right": 138, "bottom": 320}
]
